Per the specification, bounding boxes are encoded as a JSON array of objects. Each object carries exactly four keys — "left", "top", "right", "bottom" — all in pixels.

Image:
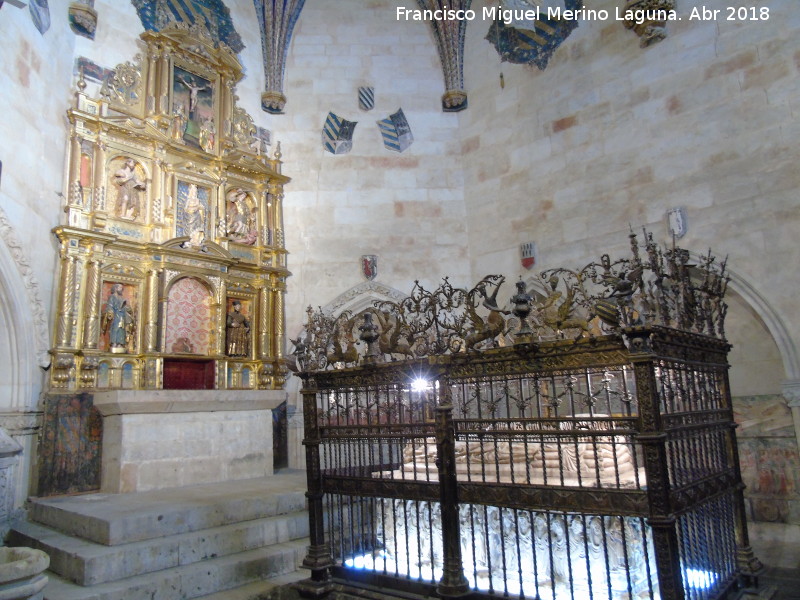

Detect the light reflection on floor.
[{"left": 343, "top": 552, "right": 718, "bottom": 599}]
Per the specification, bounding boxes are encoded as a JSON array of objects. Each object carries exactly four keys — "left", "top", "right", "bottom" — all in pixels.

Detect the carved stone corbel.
[{"left": 622, "top": 0, "right": 677, "bottom": 47}]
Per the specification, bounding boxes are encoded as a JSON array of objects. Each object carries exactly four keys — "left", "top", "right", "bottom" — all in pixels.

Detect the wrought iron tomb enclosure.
[{"left": 296, "top": 233, "right": 763, "bottom": 600}]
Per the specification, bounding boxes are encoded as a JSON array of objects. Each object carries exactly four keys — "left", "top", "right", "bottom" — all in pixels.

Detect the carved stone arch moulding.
[
  {"left": 325, "top": 280, "right": 408, "bottom": 319},
  {"left": 0, "top": 206, "right": 50, "bottom": 371}
]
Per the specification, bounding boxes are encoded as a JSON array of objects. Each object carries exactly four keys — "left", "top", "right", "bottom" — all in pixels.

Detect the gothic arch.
[
  {"left": 0, "top": 207, "right": 49, "bottom": 412},
  {"left": 724, "top": 266, "right": 800, "bottom": 382}
]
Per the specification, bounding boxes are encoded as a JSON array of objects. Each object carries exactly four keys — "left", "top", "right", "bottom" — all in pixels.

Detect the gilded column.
[
  {"left": 68, "top": 133, "right": 83, "bottom": 206},
  {"left": 268, "top": 182, "right": 284, "bottom": 248},
  {"left": 146, "top": 46, "right": 159, "bottom": 116},
  {"left": 272, "top": 276, "right": 285, "bottom": 360},
  {"left": 83, "top": 258, "right": 102, "bottom": 349},
  {"left": 56, "top": 252, "right": 78, "bottom": 349},
  {"left": 93, "top": 141, "right": 107, "bottom": 214},
  {"left": 222, "top": 80, "right": 233, "bottom": 137},
  {"left": 210, "top": 300, "right": 221, "bottom": 356},
  {"left": 159, "top": 48, "right": 171, "bottom": 116},
  {"left": 259, "top": 284, "right": 271, "bottom": 360},
  {"left": 144, "top": 268, "right": 160, "bottom": 352}
]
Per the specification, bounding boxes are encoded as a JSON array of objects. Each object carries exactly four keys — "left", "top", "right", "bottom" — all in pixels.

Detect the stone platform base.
[
  {"left": 9, "top": 472, "right": 310, "bottom": 600},
  {"left": 93, "top": 390, "right": 286, "bottom": 493}
]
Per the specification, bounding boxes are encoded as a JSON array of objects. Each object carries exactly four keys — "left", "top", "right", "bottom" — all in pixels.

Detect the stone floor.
[{"left": 751, "top": 521, "right": 800, "bottom": 600}]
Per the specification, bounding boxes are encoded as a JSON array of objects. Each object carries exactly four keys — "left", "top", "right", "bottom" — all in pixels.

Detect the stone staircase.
[{"left": 7, "top": 472, "right": 311, "bottom": 600}]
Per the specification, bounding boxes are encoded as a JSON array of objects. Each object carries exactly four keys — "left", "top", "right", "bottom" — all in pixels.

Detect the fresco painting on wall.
[{"left": 173, "top": 66, "right": 214, "bottom": 150}]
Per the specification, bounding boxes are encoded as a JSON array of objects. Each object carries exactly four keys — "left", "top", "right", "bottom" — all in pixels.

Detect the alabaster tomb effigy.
[
  {"left": 295, "top": 231, "right": 765, "bottom": 600},
  {"left": 40, "top": 23, "right": 290, "bottom": 496}
]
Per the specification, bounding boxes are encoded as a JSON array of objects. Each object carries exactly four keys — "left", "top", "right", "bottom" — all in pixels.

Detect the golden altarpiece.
[
  {"left": 40, "top": 24, "right": 291, "bottom": 496},
  {"left": 51, "top": 24, "right": 289, "bottom": 393}
]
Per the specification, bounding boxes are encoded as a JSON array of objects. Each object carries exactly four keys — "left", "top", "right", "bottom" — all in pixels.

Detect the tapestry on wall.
[{"left": 37, "top": 393, "right": 102, "bottom": 496}]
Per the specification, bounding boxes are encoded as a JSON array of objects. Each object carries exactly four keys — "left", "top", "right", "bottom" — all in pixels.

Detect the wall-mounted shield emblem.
[
  {"left": 377, "top": 108, "right": 413, "bottom": 153},
  {"left": 486, "top": 0, "right": 583, "bottom": 70},
  {"left": 358, "top": 86, "right": 374, "bottom": 111},
  {"left": 520, "top": 242, "right": 537, "bottom": 270},
  {"left": 361, "top": 255, "right": 378, "bottom": 280},
  {"left": 322, "top": 112, "right": 357, "bottom": 155},
  {"left": 667, "top": 206, "right": 687, "bottom": 238}
]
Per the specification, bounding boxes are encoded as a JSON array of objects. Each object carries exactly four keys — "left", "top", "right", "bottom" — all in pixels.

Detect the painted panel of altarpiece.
[{"left": 37, "top": 394, "right": 102, "bottom": 496}]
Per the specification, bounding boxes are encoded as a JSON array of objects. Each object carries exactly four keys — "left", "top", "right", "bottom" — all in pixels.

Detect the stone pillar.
[
  {"left": 0, "top": 428, "right": 22, "bottom": 539},
  {"left": 783, "top": 379, "right": 800, "bottom": 456}
]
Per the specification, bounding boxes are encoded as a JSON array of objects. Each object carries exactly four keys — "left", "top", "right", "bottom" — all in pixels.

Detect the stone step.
[
  {"left": 194, "top": 571, "right": 306, "bottom": 600},
  {"left": 27, "top": 474, "right": 308, "bottom": 546},
  {"left": 10, "top": 510, "right": 309, "bottom": 586},
  {"left": 40, "top": 540, "right": 309, "bottom": 600}
]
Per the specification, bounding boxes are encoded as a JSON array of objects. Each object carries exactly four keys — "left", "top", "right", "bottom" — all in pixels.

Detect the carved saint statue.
[
  {"left": 226, "top": 300, "right": 250, "bottom": 356},
  {"left": 114, "top": 158, "right": 146, "bottom": 220},
  {"left": 102, "top": 283, "right": 135, "bottom": 352},
  {"left": 171, "top": 104, "right": 187, "bottom": 141},
  {"left": 199, "top": 118, "right": 215, "bottom": 153},
  {"left": 182, "top": 183, "right": 205, "bottom": 248},
  {"left": 225, "top": 188, "right": 257, "bottom": 245}
]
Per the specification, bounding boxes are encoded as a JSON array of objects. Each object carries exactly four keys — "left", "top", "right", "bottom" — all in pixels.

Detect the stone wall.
[
  {"left": 459, "top": 0, "right": 799, "bottom": 370},
  {"left": 269, "top": 0, "right": 471, "bottom": 339}
]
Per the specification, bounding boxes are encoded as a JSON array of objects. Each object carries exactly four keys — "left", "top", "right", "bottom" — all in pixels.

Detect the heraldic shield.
[
  {"left": 486, "top": 0, "right": 582, "bottom": 70},
  {"left": 358, "top": 86, "right": 375, "bottom": 111},
  {"left": 377, "top": 108, "right": 413, "bottom": 153},
  {"left": 322, "top": 112, "right": 357, "bottom": 155},
  {"left": 361, "top": 255, "right": 378, "bottom": 280}
]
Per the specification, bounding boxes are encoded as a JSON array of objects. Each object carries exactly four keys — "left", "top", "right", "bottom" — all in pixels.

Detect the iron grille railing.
[
  {"left": 294, "top": 235, "right": 762, "bottom": 600},
  {"left": 298, "top": 330, "right": 762, "bottom": 600}
]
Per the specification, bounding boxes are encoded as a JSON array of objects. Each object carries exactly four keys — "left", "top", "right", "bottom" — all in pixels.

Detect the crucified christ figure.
[{"left": 177, "top": 75, "right": 209, "bottom": 114}]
